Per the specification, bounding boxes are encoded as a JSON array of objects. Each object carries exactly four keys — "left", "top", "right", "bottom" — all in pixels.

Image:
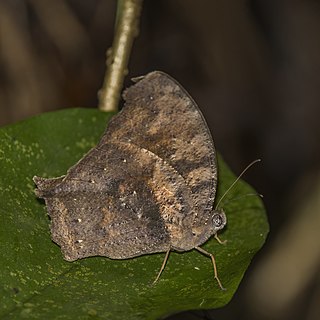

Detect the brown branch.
[{"left": 98, "top": 0, "right": 143, "bottom": 112}]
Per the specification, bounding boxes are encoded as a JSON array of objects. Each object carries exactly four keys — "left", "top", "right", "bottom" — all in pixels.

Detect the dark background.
[{"left": 1, "top": 1, "right": 320, "bottom": 319}]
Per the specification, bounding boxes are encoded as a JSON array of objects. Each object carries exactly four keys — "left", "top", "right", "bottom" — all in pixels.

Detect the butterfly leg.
[
  {"left": 214, "top": 234, "right": 227, "bottom": 245},
  {"left": 195, "top": 246, "right": 226, "bottom": 290},
  {"left": 152, "top": 249, "right": 171, "bottom": 285}
]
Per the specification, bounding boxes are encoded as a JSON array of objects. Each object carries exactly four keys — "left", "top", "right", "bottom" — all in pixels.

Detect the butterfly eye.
[{"left": 212, "top": 213, "right": 224, "bottom": 228}]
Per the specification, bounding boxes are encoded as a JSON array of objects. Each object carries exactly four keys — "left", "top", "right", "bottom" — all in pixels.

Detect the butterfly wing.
[
  {"left": 104, "top": 72, "right": 218, "bottom": 235},
  {"left": 34, "top": 136, "right": 197, "bottom": 260},
  {"left": 34, "top": 72, "right": 218, "bottom": 260}
]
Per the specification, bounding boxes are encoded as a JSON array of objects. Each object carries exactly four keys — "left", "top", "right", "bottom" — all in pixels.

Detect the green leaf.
[{"left": 0, "top": 108, "right": 268, "bottom": 319}]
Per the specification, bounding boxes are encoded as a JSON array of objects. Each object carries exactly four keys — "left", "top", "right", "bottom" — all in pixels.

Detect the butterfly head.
[
  {"left": 189, "top": 208, "right": 227, "bottom": 248},
  {"left": 171, "top": 209, "right": 228, "bottom": 251}
]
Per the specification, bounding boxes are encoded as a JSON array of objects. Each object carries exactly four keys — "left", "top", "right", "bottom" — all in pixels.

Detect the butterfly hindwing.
[{"left": 34, "top": 71, "right": 219, "bottom": 260}]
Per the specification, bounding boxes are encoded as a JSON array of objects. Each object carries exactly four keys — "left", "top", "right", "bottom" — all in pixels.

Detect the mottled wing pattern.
[
  {"left": 34, "top": 71, "right": 217, "bottom": 260},
  {"left": 35, "top": 141, "right": 174, "bottom": 260},
  {"left": 102, "top": 72, "right": 217, "bottom": 228},
  {"left": 34, "top": 140, "right": 195, "bottom": 260}
]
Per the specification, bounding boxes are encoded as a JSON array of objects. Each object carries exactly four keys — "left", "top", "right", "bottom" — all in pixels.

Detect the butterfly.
[{"left": 33, "top": 71, "right": 227, "bottom": 290}]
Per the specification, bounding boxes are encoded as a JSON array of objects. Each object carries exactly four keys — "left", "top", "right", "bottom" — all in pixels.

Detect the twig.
[{"left": 98, "top": 0, "right": 143, "bottom": 112}]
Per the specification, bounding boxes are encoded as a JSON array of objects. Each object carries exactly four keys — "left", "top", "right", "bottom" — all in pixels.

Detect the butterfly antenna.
[{"left": 215, "top": 159, "right": 261, "bottom": 209}]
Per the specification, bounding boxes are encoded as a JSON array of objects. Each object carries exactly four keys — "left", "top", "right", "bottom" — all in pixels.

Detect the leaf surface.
[{"left": 0, "top": 108, "right": 268, "bottom": 319}]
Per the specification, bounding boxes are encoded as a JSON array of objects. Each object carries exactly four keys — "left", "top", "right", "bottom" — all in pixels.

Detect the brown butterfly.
[{"left": 34, "top": 71, "right": 227, "bottom": 289}]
